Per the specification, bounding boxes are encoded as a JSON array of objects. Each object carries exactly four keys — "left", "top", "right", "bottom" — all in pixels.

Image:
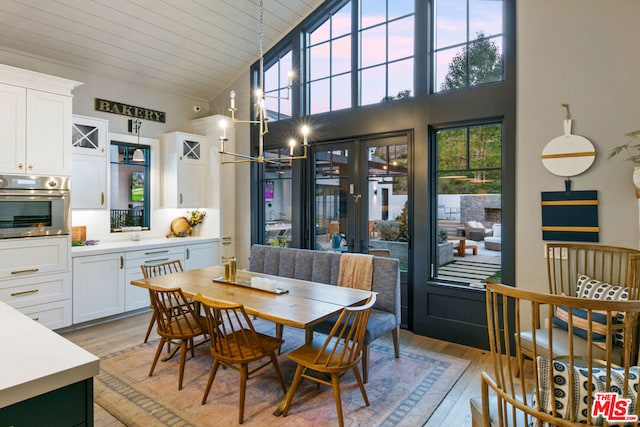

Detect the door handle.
[
  {"left": 179, "top": 193, "right": 183, "bottom": 204},
  {"left": 120, "top": 256, "right": 124, "bottom": 269},
  {"left": 101, "top": 192, "right": 105, "bottom": 205},
  {"left": 186, "top": 248, "right": 190, "bottom": 259}
]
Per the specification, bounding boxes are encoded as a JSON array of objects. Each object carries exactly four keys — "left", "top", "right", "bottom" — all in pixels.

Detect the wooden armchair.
[
  {"left": 280, "top": 293, "right": 377, "bottom": 427},
  {"left": 147, "top": 285, "right": 207, "bottom": 390},
  {"left": 518, "top": 244, "right": 640, "bottom": 370},
  {"left": 195, "top": 294, "right": 286, "bottom": 424},
  {"left": 471, "top": 282, "right": 640, "bottom": 426},
  {"left": 140, "top": 259, "right": 184, "bottom": 343}
]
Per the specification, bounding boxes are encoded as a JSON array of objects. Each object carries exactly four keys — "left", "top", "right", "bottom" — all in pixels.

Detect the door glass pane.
[
  {"left": 435, "top": 123, "right": 502, "bottom": 285},
  {"left": 263, "top": 149, "right": 293, "bottom": 247},
  {"left": 368, "top": 143, "right": 409, "bottom": 271},
  {"left": 314, "top": 148, "right": 349, "bottom": 252}
]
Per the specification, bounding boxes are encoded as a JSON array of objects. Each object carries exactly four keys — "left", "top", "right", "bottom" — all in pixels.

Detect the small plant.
[
  {"left": 437, "top": 228, "right": 449, "bottom": 244},
  {"left": 608, "top": 130, "right": 640, "bottom": 164},
  {"left": 186, "top": 209, "right": 206, "bottom": 227},
  {"left": 375, "top": 220, "right": 400, "bottom": 241}
]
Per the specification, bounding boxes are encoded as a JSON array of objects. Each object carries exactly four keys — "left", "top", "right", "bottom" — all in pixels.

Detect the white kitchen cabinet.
[
  {"left": 71, "top": 115, "right": 108, "bottom": 209},
  {"left": 184, "top": 241, "right": 217, "bottom": 270},
  {"left": 0, "top": 236, "right": 69, "bottom": 280},
  {"left": 0, "top": 236, "right": 72, "bottom": 329},
  {"left": 72, "top": 252, "right": 125, "bottom": 324},
  {"left": 0, "top": 272, "right": 72, "bottom": 329},
  {"left": 161, "top": 131, "right": 207, "bottom": 208},
  {"left": 124, "top": 246, "right": 184, "bottom": 311},
  {"left": 0, "top": 65, "right": 80, "bottom": 176},
  {"left": 0, "top": 83, "right": 26, "bottom": 174}
]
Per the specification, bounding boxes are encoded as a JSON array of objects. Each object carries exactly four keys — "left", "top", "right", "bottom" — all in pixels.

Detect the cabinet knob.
[
  {"left": 28, "top": 164, "right": 33, "bottom": 170},
  {"left": 18, "top": 163, "right": 23, "bottom": 169}
]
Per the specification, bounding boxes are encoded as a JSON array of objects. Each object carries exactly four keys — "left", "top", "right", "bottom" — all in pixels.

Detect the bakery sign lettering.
[{"left": 94, "top": 98, "right": 166, "bottom": 123}]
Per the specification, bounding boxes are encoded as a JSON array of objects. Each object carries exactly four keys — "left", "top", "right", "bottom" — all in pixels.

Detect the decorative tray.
[{"left": 212, "top": 277, "right": 289, "bottom": 295}]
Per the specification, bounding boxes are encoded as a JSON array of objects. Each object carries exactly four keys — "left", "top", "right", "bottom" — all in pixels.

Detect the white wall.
[
  {"left": 210, "top": 71, "right": 252, "bottom": 268},
  {"left": 517, "top": 0, "right": 640, "bottom": 292}
]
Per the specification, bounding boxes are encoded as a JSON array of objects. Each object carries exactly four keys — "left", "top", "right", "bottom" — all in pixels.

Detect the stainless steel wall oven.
[{"left": 0, "top": 175, "right": 70, "bottom": 238}]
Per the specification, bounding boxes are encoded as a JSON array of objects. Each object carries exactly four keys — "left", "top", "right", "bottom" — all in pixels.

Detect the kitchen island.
[{"left": 0, "top": 300, "right": 99, "bottom": 426}]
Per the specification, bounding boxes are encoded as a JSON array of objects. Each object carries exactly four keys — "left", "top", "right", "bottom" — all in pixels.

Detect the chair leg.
[
  {"left": 178, "top": 339, "right": 188, "bottom": 390},
  {"left": 148, "top": 337, "right": 167, "bottom": 377},
  {"left": 362, "top": 344, "right": 370, "bottom": 383},
  {"left": 392, "top": 326, "right": 400, "bottom": 358},
  {"left": 281, "top": 365, "right": 305, "bottom": 417},
  {"left": 144, "top": 311, "right": 156, "bottom": 343},
  {"left": 352, "top": 366, "right": 370, "bottom": 406},
  {"left": 275, "top": 323, "right": 284, "bottom": 354},
  {"left": 270, "top": 353, "right": 287, "bottom": 394},
  {"left": 202, "top": 359, "right": 220, "bottom": 404},
  {"left": 239, "top": 363, "right": 248, "bottom": 424},
  {"left": 331, "top": 373, "right": 344, "bottom": 427}
]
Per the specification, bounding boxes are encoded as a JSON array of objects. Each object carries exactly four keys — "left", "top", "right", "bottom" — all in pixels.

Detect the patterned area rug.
[{"left": 95, "top": 323, "right": 470, "bottom": 426}]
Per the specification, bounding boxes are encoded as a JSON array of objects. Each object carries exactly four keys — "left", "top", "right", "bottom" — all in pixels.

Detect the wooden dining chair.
[
  {"left": 140, "top": 259, "right": 184, "bottom": 343},
  {"left": 147, "top": 285, "right": 207, "bottom": 391},
  {"left": 281, "top": 293, "right": 377, "bottom": 427},
  {"left": 194, "top": 293, "right": 286, "bottom": 424},
  {"left": 470, "top": 282, "right": 640, "bottom": 426}
]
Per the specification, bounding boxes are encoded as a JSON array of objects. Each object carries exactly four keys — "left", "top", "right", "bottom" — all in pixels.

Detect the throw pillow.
[
  {"left": 552, "top": 306, "right": 617, "bottom": 349},
  {"left": 576, "top": 274, "right": 628, "bottom": 347},
  {"left": 535, "top": 356, "right": 640, "bottom": 425}
]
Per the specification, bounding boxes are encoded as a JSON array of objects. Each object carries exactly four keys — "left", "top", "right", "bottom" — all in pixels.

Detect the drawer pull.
[
  {"left": 32, "top": 317, "right": 39, "bottom": 322},
  {"left": 144, "top": 250, "right": 170, "bottom": 255},
  {"left": 222, "top": 236, "right": 232, "bottom": 241},
  {"left": 222, "top": 242, "right": 232, "bottom": 246},
  {"left": 11, "top": 268, "right": 39, "bottom": 275},
  {"left": 11, "top": 289, "right": 39, "bottom": 297},
  {"left": 145, "top": 258, "right": 170, "bottom": 264}
]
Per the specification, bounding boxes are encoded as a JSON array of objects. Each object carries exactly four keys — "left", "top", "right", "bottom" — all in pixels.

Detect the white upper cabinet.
[
  {"left": 0, "top": 65, "right": 81, "bottom": 176},
  {"left": 0, "top": 83, "right": 26, "bottom": 175},
  {"left": 71, "top": 115, "right": 109, "bottom": 209},
  {"left": 161, "top": 131, "right": 207, "bottom": 208}
]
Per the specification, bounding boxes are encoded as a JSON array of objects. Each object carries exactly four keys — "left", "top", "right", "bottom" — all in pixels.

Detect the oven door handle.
[{"left": 0, "top": 191, "right": 67, "bottom": 198}]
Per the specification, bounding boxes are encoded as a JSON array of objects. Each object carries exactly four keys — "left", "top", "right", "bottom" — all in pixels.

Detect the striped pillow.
[
  {"left": 576, "top": 274, "right": 628, "bottom": 346},
  {"left": 552, "top": 306, "right": 616, "bottom": 349}
]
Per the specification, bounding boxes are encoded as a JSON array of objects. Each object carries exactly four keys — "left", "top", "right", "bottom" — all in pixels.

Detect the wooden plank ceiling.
[{"left": 0, "top": 0, "right": 323, "bottom": 101}]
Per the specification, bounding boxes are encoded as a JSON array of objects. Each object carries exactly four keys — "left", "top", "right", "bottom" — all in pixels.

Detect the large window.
[
  {"left": 359, "top": 0, "right": 414, "bottom": 105},
  {"left": 435, "top": 123, "right": 502, "bottom": 284},
  {"left": 306, "top": 2, "right": 352, "bottom": 114},
  {"left": 263, "top": 50, "right": 292, "bottom": 121},
  {"left": 434, "top": 0, "right": 504, "bottom": 92},
  {"left": 263, "top": 149, "right": 293, "bottom": 247}
]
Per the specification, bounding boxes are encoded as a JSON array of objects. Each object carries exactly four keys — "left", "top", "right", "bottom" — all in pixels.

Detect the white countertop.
[
  {"left": 71, "top": 235, "right": 218, "bottom": 256},
  {"left": 0, "top": 301, "right": 100, "bottom": 408}
]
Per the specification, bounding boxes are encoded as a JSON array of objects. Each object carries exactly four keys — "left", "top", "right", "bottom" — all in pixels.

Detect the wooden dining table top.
[{"left": 130, "top": 266, "right": 372, "bottom": 330}]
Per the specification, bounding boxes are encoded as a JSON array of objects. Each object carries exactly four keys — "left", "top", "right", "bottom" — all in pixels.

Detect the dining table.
[
  {"left": 130, "top": 265, "right": 373, "bottom": 333},
  {"left": 130, "top": 265, "right": 374, "bottom": 417}
]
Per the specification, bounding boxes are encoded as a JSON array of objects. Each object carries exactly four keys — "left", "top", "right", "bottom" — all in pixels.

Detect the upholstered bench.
[{"left": 249, "top": 244, "right": 401, "bottom": 383}]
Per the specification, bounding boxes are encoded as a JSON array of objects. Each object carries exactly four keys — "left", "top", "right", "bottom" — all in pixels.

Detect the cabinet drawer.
[
  {"left": 0, "top": 272, "right": 70, "bottom": 309},
  {"left": 0, "top": 237, "right": 69, "bottom": 280},
  {"left": 125, "top": 246, "right": 184, "bottom": 267},
  {"left": 18, "top": 299, "right": 72, "bottom": 330}
]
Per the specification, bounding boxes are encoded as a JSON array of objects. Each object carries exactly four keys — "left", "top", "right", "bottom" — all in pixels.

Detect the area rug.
[{"left": 95, "top": 323, "right": 470, "bottom": 426}]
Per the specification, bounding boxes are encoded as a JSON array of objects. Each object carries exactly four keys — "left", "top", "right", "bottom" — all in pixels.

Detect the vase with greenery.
[{"left": 608, "top": 129, "right": 640, "bottom": 188}]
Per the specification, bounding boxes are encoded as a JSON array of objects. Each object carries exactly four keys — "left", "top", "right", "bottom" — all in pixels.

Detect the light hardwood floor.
[{"left": 62, "top": 311, "right": 492, "bottom": 427}]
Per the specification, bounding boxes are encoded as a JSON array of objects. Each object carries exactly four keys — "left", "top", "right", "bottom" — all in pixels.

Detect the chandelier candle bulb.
[{"left": 229, "top": 90, "right": 235, "bottom": 110}]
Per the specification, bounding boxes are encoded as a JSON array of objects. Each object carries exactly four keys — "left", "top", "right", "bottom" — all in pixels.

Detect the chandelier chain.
[{"left": 259, "top": 0, "right": 264, "bottom": 57}]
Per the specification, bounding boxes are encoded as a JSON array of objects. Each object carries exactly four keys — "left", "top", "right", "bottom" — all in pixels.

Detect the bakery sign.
[{"left": 94, "top": 98, "right": 166, "bottom": 123}]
